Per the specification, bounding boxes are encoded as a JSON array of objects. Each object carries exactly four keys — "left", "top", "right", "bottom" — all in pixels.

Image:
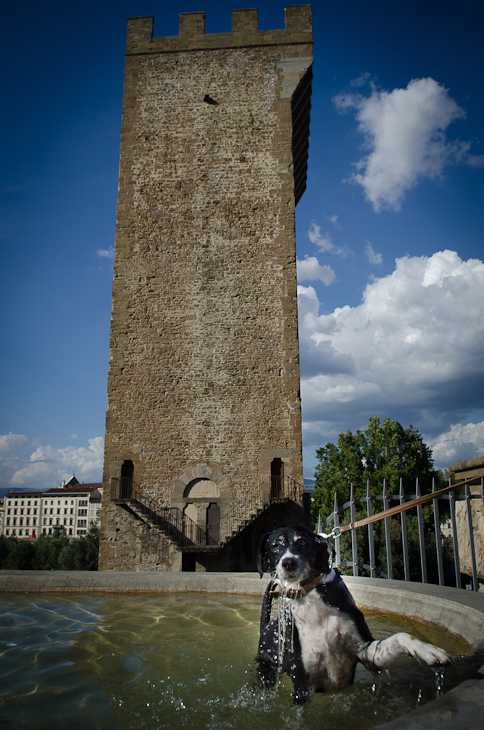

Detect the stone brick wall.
[{"left": 99, "top": 7, "right": 313, "bottom": 571}]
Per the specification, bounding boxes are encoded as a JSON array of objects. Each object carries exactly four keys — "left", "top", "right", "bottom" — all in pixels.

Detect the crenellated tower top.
[{"left": 126, "top": 5, "right": 312, "bottom": 54}]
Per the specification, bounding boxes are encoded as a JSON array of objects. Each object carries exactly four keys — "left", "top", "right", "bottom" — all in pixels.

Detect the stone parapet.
[{"left": 126, "top": 6, "right": 312, "bottom": 55}]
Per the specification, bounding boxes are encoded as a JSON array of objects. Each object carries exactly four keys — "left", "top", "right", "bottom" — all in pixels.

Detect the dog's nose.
[{"left": 281, "top": 557, "right": 297, "bottom": 571}]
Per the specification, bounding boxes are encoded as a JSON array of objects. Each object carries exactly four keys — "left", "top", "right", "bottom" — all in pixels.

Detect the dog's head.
[{"left": 257, "top": 525, "right": 333, "bottom": 584}]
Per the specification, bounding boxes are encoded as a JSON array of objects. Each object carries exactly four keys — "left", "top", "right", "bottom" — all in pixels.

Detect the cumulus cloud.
[
  {"left": 298, "top": 250, "right": 484, "bottom": 465},
  {"left": 365, "top": 241, "right": 382, "bottom": 265},
  {"left": 428, "top": 421, "right": 484, "bottom": 470},
  {"left": 296, "top": 256, "right": 336, "bottom": 286},
  {"left": 1, "top": 436, "right": 104, "bottom": 490},
  {"left": 334, "top": 78, "right": 484, "bottom": 212}
]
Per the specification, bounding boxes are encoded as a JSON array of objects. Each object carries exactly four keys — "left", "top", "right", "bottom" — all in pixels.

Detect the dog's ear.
[
  {"left": 256, "top": 532, "right": 270, "bottom": 578},
  {"left": 314, "top": 534, "right": 333, "bottom": 575}
]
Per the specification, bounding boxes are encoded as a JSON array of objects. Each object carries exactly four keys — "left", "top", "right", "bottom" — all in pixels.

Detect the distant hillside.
[
  {"left": 303, "top": 478, "right": 316, "bottom": 493},
  {"left": 0, "top": 486, "right": 44, "bottom": 500}
]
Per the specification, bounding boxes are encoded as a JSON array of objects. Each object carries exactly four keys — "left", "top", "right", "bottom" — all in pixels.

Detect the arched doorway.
[
  {"left": 183, "top": 479, "right": 220, "bottom": 544},
  {"left": 271, "top": 458, "right": 284, "bottom": 499}
]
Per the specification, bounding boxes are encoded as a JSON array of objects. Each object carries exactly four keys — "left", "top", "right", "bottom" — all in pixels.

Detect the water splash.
[
  {"left": 434, "top": 668, "right": 445, "bottom": 697},
  {"left": 276, "top": 586, "right": 297, "bottom": 671}
]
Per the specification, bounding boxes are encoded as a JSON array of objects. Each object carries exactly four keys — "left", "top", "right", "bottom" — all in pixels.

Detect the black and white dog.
[{"left": 256, "top": 525, "right": 450, "bottom": 702}]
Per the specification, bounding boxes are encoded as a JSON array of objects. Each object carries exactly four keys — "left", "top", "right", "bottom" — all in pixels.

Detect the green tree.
[
  {"left": 311, "top": 417, "right": 448, "bottom": 582},
  {"left": 58, "top": 526, "right": 99, "bottom": 571},
  {"left": 311, "top": 416, "right": 442, "bottom": 523},
  {"left": 0, "top": 535, "right": 18, "bottom": 568},
  {"left": 31, "top": 530, "right": 69, "bottom": 570},
  {"left": 5, "top": 540, "right": 35, "bottom": 569}
]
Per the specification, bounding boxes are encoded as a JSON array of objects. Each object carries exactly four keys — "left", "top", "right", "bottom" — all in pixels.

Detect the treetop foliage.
[
  {"left": 312, "top": 416, "right": 443, "bottom": 522},
  {"left": 0, "top": 526, "right": 99, "bottom": 571}
]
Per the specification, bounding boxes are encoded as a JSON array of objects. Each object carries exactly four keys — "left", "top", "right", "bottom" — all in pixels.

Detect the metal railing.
[
  {"left": 226, "top": 475, "right": 304, "bottom": 540},
  {"left": 318, "top": 477, "right": 483, "bottom": 591},
  {"left": 112, "top": 474, "right": 304, "bottom": 549},
  {"left": 111, "top": 477, "right": 217, "bottom": 549},
  {"left": 265, "top": 474, "right": 304, "bottom": 503}
]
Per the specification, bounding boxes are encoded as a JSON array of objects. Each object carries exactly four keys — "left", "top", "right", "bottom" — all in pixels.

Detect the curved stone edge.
[
  {"left": 342, "top": 578, "right": 484, "bottom": 730},
  {"left": 2, "top": 571, "right": 483, "bottom": 730}
]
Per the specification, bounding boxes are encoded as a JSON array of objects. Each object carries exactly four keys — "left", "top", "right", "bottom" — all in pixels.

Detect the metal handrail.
[
  {"left": 318, "top": 477, "right": 484, "bottom": 591},
  {"left": 226, "top": 475, "right": 304, "bottom": 540},
  {"left": 111, "top": 477, "right": 217, "bottom": 548}
]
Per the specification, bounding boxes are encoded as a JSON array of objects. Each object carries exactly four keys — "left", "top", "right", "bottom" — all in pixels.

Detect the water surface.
[{"left": 0, "top": 591, "right": 474, "bottom": 730}]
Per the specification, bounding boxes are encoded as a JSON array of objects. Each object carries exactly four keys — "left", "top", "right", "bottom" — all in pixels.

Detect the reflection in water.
[{"left": 0, "top": 591, "right": 475, "bottom": 730}]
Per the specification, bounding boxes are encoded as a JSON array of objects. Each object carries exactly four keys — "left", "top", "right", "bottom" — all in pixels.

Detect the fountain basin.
[{"left": 1, "top": 571, "right": 483, "bottom": 730}]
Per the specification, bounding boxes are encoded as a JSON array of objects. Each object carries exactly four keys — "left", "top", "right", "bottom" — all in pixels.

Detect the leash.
[{"left": 318, "top": 476, "right": 477, "bottom": 540}]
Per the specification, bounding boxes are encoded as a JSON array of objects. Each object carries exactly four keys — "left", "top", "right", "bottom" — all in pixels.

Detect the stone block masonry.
[{"left": 99, "top": 6, "right": 313, "bottom": 571}]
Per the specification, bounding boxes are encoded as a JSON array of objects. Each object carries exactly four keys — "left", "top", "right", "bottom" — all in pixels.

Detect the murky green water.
[{"left": 0, "top": 591, "right": 474, "bottom": 730}]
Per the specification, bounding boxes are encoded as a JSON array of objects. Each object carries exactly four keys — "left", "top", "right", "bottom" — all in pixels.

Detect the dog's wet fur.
[{"left": 256, "top": 525, "right": 451, "bottom": 703}]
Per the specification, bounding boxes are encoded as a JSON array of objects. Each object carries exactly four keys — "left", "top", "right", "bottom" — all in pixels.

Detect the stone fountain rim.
[{"left": 1, "top": 571, "right": 483, "bottom": 730}]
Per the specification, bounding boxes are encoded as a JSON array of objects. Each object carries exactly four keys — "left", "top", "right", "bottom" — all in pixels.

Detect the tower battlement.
[{"left": 127, "top": 5, "right": 311, "bottom": 54}]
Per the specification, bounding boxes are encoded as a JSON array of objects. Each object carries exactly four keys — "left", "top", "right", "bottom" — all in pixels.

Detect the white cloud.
[
  {"left": 6, "top": 436, "right": 104, "bottom": 489},
  {"left": 308, "top": 220, "right": 347, "bottom": 256},
  {"left": 334, "top": 77, "right": 483, "bottom": 212},
  {"left": 0, "top": 432, "right": 28, "bottom": 457},
  {"left": 428, "top": 421, "right": 484, "bottom": 470},
  {"left": 96, "top": 246, "right": 115, "bottom": 259},
  {"left": 365, "top": 241, "right": 382, "bottom": 265},
  {"left": 297, "top": 256, "right": 336, "bottom": 286},
  {"left": 299, "top": 250, "right": 484, "bottom": 466}
]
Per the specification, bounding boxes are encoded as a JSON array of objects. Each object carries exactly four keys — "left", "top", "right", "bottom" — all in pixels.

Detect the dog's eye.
[{"left": 294, "top": 537, "right": 308, "bottom": 547}]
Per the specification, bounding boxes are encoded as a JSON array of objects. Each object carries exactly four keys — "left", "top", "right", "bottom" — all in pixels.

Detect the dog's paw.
[{"left": 409, "top": 637, "right": 451, "bottom": 666}]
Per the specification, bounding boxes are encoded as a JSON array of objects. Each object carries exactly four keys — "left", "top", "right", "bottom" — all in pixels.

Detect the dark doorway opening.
[
  {"left": 120, "top": 460, "right": 134, "bottom": 499},
  {"left": 271, "top": 458, "right": 284, "bottom": 500},
  {"left": 206, "top": 502, "right": 220, "bottom": 543}
]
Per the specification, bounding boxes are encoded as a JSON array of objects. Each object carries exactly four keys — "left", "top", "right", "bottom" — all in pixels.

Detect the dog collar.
[{"left": 269, "top": 573, "right": 324, "bottom": 599}]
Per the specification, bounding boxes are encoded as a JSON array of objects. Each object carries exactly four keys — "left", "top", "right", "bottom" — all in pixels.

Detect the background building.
[{"left": 2, "top": 482, "right": 102, "bottom": 539}]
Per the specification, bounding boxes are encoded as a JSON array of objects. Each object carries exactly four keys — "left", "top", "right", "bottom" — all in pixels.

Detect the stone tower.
[{"left": 99, "top": 6, "right": 313, "bottom": 571}]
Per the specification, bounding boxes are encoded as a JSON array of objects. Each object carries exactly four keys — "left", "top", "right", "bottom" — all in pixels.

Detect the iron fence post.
[
  {"left": 449, "top": 481, "right": 461, "bottom": 589},
  {"left": 416, "top": 479, "right": 427, "bottom": 583},
  {"left": 367, "top": 481, "right": 376, "bottom": 578},
  {"left": 350, "top": 484, "right": 358, "bottom": 577},
  {"left": 432, "top": 477, "right": 444, "bottom": 586},
  {"left": 400, "top": 480, "right": 410, "bottom": 582},
  {"left": 383, "top": 481, "right": 393, "bottom": 580}
]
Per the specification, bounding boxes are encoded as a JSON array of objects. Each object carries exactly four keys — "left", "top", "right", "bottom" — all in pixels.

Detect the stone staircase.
[{"left": 111, "top": 475, "right": 304, "bottom": 552}]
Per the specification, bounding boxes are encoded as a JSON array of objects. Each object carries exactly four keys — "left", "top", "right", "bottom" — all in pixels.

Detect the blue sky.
[{"left": 1, "top": 0, "right": 483, "bottom": 489}]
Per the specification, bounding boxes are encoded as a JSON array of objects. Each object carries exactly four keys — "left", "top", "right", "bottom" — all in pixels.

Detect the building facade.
[
  {"left": 2, "top": 484, "right": 102, "bottom": 539},
  {"left": 99, "top": 6, "right": 313, "bottom": 571}
]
